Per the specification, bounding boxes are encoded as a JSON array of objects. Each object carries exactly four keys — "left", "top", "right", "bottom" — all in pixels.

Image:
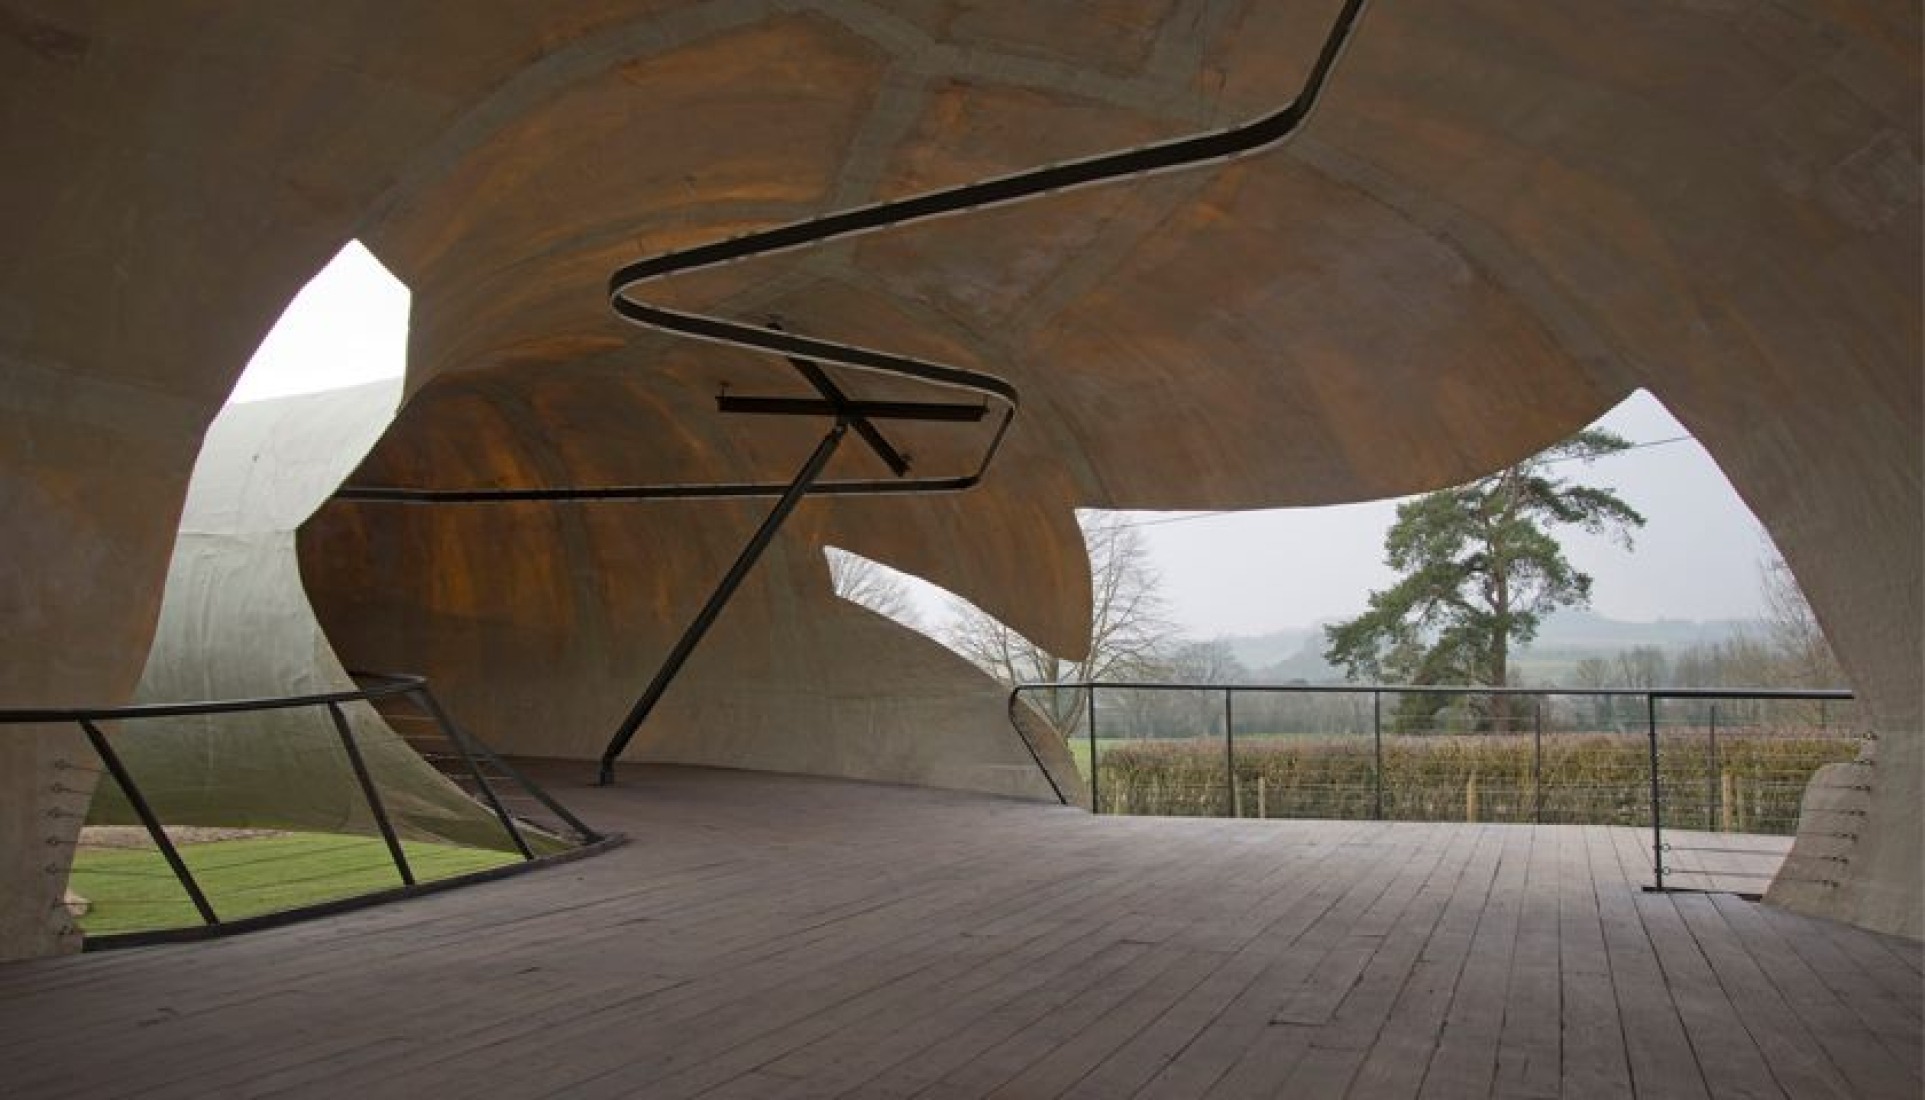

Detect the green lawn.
[{"left": 67, "top": 833, "right": 521, "bottom": 936}]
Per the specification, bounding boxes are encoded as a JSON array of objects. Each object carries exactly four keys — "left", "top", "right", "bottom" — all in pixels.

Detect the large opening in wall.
[
  {"left": 830, "top": 390, "right": 1860, "bottom": 885},
  {"left": 832, "top": 390, "right": 1845, "bottom": 696},
  {"left": 54, "top": 244, "right": 606, "bottom": 943},
  {"left": 224, "top": 241, "right": 409, "bottom": 407}
]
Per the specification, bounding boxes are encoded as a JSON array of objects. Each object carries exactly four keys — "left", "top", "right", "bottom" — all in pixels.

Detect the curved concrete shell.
[
  {"left": 1, "top": 1, "right": 1917, "bottom": 958},
  {"left": 114, "top": 382, "right": 533, "bottom": 852}
]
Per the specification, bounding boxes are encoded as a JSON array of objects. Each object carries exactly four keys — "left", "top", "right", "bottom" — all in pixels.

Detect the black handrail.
[
  {"left": 337, "top": 0, "right": 1374, "bottom": 509},
  {"left": 1010, "top": 679, "right": 1858, "bottom": 896},
  {"left": 0, "top": 670, "right": 428, "bottom": 723},
  {"left": 5, "top": 671, "right": 602, "bottom": 940},
  {"left": 1010, "top": 680, "right": 1854, "bottom": 700},
  {"left": 330, "top": 2, "right": 1373, "bottom": 784}
]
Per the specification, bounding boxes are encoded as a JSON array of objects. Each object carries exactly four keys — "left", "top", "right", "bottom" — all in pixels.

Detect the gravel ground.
[{"left": 78, "top": 826, "right": 285, "bottom": 850}]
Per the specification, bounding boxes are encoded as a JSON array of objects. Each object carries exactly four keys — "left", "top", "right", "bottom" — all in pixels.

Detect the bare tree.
[
  {"left": 943, "top": 512, "right": 1176, "bottom": 732},
  {"left": 1168, "top": 638, "right": 1245, "bottom": 686},
  {"left": 826, "top": 547, "right": 922, "bottom": 629},
  {"left": 1760, "top": 546, "right": 1843, "bottom": 687},
  {"left": 1163, "top": 638, "right": 1247, "bottom": 736},
  {"left": 1613, "top": 645, "right": 1669, "bottom": 690}
]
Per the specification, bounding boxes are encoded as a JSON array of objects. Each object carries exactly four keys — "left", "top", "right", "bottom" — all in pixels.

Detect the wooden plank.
[
  {"left": 1671, "top": 893, "right": 1856, "bottom": 1097},
  {"left": 1107, "top": 826, "right": 1449, "bottom": 1099},
  {"left": 1491, "top": 826, "right": 1564, "bottom": 1099},
  {"left": 1771, "top": 902, "right": 1925, "bottom": 1006},
  {"left": 364, "top": 865, "right": 1125, "bottom": 1096},
  {"left": 1707, "top": 893, "right": 1918, "bottom": 1099},
  {"left": 30, "top": 812, "right": 1101, "bottom": 1094},
  {"left": 1633, "top": 890, "right": 1787, "bottom": 1099},
  {"left": 1747, "top": 900, "right": 1924, "bottom": 1069},
  {"left": 10, "top": 839, "right": 1050, "bottom": 1092},
  {"left": 1263, "top": 824, "right": 1489, "bottom": 1099},
  {"left": 1586, "top": 826, "right": 1711, "bottom": 1100},
  {"left": 865, "top": 826, "right": 1383, "bottom": 1099},
  {"left": 1554, "top": 825, "right": 1633, "bottom": 1100},
  {"left": 737, "top": 833, "right": 1286, "bottom": 1100},
  {"left": 622, "top": 821, "right": 1279, "bottom": 1100},
  {"left": 1343, "top": 826, "right": 1508, "bottom": 1099},
  {"left": 1414, "top": 825, "right": 1536, "bottom": 1099},
  {"left": 2, "top": 768, "right": 1917, "bottom": 1100}
]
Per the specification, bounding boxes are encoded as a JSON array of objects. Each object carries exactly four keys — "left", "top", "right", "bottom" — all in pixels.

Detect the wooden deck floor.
[{"left": 1, "top": 766, "right": 1918, "bottom": 1099}]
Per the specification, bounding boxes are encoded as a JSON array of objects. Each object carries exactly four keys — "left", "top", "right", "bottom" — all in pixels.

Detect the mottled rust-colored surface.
[{"left": 2, "top": 2, "right": 1919, "bottom": 958}]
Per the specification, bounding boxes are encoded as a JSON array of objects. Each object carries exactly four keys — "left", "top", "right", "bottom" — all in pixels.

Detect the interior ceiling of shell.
[
  {"left": 333, "top": 0, "right": 1655, "bottom": 644},
  {"left": 261, "top": 0, "right": 1914, "bottom": 664}
]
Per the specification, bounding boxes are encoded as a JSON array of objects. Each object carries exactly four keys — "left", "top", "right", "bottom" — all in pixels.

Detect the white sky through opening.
[
  {"left": 226, "top": 241, "right": 409, "bottom": 406},
  {"left": 881, "top": 391, "right": 1779, "bottom": 640},
  {"left": 1112, "top": 390, "right": 1776, "bottom": 638}
]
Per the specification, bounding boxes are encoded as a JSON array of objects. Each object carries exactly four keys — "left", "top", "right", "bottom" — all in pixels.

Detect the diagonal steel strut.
[{"left": 597, "top": 421, "right": 850, "bottom": 784}]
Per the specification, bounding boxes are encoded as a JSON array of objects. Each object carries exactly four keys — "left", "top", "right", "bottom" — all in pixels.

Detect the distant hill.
[
  {"left": 1218, "top": 627, "right": 1318, "bottom": 671},
  {"left": 1212, "top": 609, "right": 1761, "bottom": 687},
  {"left": 1524, "top": 609, "right": 1754, "bottom": 652}
]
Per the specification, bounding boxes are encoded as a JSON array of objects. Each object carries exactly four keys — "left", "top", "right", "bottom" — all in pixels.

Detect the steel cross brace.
[
  {"left": 596, "top": 344, "right": 995, "bottom": 784},
  {"left": 598, "top": 418, "right": 850, "bottom": 784}
]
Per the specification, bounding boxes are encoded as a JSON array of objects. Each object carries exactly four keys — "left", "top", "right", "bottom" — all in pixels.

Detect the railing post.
[
  {"left": 1648, "top": 694, "right": 1664, "bottom": 892},
  {"left": 1533, "top": 696, "right": 1544, "bottom": 824},
  {"left": 1086, "top": 685, "right": 1100, "bottom": 813},
  {"left": 1224, "top": 689, "right": 1237, "bottom": 819},
  {"left": 326, "top": 702, "right": 414, "bottom": 886},
  {"left": 78, "top": 718, "right": 219, "bottom": 926},
  {"left": 1372, "top": 690, "right": 1384, "bottom": 821}
]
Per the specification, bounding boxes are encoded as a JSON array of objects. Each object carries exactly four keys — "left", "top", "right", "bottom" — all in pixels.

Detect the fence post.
[
  {"left": 326, "top": 702, "right": 414, "bottom": 887},
  {"left": 78, "top": 718, "right": 219, "bottom": 926},
  {"left": 1224, "top": 689, "right": 1237, "bottom": 819},
  {"left": 1533, "top": 696, "right": 1544, "bottom": 824},
  {"left": 1086, "top": 685, "right": 1099, "bottom": 814},
  {"left": 1707, "top": 703, "right": 1720, "bottom": 832},
  {"left": 1648, "top": 694, "right": 1664, "bottom": 891},
  {"left": 1372, "top": 690, "right": 1384, "bottom": 821}
]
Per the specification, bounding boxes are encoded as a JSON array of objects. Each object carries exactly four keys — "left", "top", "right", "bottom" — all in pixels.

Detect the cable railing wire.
[{"left": 1009, "top": 679, "right": 1859, "bottom": 896}]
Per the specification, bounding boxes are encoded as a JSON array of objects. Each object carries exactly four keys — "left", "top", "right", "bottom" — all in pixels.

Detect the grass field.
[{"left": 67, "top": 833, "right": 521, "bottom": 936}]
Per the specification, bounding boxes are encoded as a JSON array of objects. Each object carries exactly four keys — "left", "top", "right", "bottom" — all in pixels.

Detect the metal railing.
[
  {"left": 1009, "top": 681, "right": 1861, "bottom": 895},
  {"left": 4, "top": 672, "right": 604, "bottom": 944}
]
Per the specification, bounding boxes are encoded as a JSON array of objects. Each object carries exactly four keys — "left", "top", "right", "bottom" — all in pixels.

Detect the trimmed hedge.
[{"left": 1092, "top": 732, "right": 1861, "bottom": 834}]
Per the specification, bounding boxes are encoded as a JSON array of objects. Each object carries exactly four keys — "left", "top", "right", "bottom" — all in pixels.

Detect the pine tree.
[{"left": 1323, "top": 429, "right": 1645, "bottom": 731}]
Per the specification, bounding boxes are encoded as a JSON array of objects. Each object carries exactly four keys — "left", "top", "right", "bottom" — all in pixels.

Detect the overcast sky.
[
  {"left": 235, "top": 245, "right": 1776, "bottom": 639},
  {"left": 1120, "top": 391, "right": 1773, "bottom": 637},
  {"left": 227, "top": 242, "right": 410, "bottom": 404}
]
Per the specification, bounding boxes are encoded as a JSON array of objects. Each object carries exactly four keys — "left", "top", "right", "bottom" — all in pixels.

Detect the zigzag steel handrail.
[{"left": 336, "top": 0, "right": 1370, "bottom": 505}]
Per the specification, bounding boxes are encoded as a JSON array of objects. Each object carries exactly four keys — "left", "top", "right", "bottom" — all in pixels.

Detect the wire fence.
[{"left": 1009, "top": 682, "right": 1862, "bottom": 896}]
